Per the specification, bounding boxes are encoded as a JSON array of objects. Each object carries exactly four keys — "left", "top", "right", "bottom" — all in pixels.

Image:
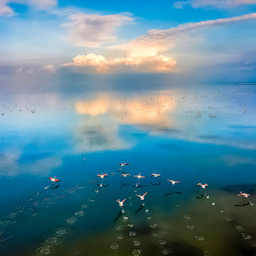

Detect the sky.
[{"left": 1, "top": 0, "right": 256, "bottom": 88}]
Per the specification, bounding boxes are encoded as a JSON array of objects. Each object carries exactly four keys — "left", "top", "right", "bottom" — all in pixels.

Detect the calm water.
[{"left": 0, "top": 84, "right": 256, "bottom": 256}]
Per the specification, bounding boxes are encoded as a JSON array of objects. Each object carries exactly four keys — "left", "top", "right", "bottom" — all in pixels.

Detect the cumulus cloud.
[
  {"left": 63, "top": 13, "right": 133, "bottom": 48},
  {"left": 26, "top": 67, "right": 36, "bottom": 74},
  {"left": 16, "top": 67, "right": 23, "bottom": 73},
  {"left": 64, "top": 53, "right": 176, "bottom": 73},
  {"left": 174, "top": 0, "right": 256, "bottom": 9},
  {"left": 64, "top": 13, "right": 256, "bottom": 73},
  {"left": 15, "top": 65, "right": 56, "bottom": 74},
  {"left": 0, "top": 0, "right": 57, "bottom": 16},
  {"left": 43, "top": 64, "right": 56, "bottom": 73}
]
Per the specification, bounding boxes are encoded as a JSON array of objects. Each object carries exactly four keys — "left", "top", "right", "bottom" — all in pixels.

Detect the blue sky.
[{"left": 1, "top": 0, "right": 256, "bottom": 86}]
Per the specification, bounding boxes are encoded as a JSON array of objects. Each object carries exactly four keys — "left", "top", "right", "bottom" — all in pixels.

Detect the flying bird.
[
  {"left": 151, "top": 173, "right": 161, "bottom": 178},
  {"left": 237, "top": 191, "right": 252, "bottom": 198},
  {"left": 49, "top": 176, "right": 60, "bottom": 182},
  {"left": 134, "top": 173, "right": 146, "bottom": 179},
  {"left": 167, "top": 179, "right": 181, "bottom": 185},
  {"left": 97, "top": 173, "right": 108, "bottom": 179},
  {"left": 197, "top": 183, "right": 208, "bottom": 188},
  {"left": 116, "top": 198, "right": 126, "bottom": 207},
  {"left": 118, "top": 163, "right": 131, "bottom": 167},
  {"left": 135, "top": 192, "right": 149, "bottom": 201},
  {"left": 121, "top": 173, "right": 131, "bottom": 178}
]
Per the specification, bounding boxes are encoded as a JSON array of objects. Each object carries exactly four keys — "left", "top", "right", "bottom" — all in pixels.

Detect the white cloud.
[
  {"left": 26, "top": 67, "right": 35, "bottom": 74},
  {"left": 15, "top": 65, "right": 55, "bottom": 74},
  {"left": 27, "top": 0, "right": 57, "bottom": 9},
  {"left": 110, "top": 12, "right": 256, "bottom": 57},
  {"left": 64, "top": 53, "right": 176, "bottom": 73},
  {"left": 16, "top": 67, "right": 24, "bottom": 73},
  {"left": 64, "top": 13, "right": 256, "bottom": 73},
  {"left": 0, "top": 1, "right": 13, "bottom": 16},
  {"left": 0, "top": 0, "right": 57, "bottom": 16},
  {"left": 174, "top": 0, "right": 256, "bottom": 9},
  {"left": 173, "top": 1, "right": 189, "bottom": 9},
  {"left": 43, "top": 64, "right": 56, "bottom": 73},
  {"left": 63, "top": 13, "right": 133, "bottom": 48}
]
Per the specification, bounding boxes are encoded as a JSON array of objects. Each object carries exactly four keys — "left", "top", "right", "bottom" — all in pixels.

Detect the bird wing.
[{"left": 143, "top": 192, "right": 149, "bottom": 197}]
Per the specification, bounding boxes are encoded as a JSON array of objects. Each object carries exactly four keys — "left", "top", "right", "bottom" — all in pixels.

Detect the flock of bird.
[{"left": 48, "top": 163, "right": 253, "bottom": 210}]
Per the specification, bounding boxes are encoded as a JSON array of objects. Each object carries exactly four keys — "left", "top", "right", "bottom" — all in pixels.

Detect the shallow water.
[{"left": 0, "top": 84, "right": 256, "bottom": 256}]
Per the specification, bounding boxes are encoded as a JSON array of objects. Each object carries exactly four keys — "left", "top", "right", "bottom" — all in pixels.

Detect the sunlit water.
[{"left": 0, "top": 84, "right": 256, "bottom": 256}]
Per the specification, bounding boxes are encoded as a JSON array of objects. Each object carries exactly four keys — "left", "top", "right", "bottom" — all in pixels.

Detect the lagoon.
[{"left": 0, "top": 83, "right": 256, "bottom": 256}]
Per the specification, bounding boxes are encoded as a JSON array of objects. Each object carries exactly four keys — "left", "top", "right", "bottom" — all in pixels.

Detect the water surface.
[{"left": 1, "top": 84, "right": 256, "bottom": 256}]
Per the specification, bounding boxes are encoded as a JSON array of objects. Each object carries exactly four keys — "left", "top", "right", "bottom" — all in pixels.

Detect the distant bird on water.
[
  {"left": 49, "top": 176, "right": 60, "bottom": 182},
  {"left": 118, "top": 163, "right": 131, "bottom": 167}
]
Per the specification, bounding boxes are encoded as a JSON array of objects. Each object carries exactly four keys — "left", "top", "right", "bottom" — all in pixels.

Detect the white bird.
[
  {"left": 167, "top": 179, "right": 181, "bottom": 185},
  {"left": 135, "top": 192, "right": 149, "bottom": 201},
  {"left": 197, "top": 183, "right": 208, "bottom": 188},
  {"left": 49, "top": 176, "right": 60, "bottom": 182},
  {"left": 97, "top": 173, "right": 108, "bottom": 179},
  {"left": 118, "top": 163, "right": 130, "bottom": 167},
  {"left": 133, "top": 173, "right": 146, "bottom": 179},
  {"left": 151, "top": 173, "right": 161, "bottom": 178},
  {"left": 237, "top": 191, "right": 252, "bottom": 198},
  {"left": 116, "top": 198, "right": 126, "bottom": 207},
  {"left": 121, "top": 173, "right": 131, "bottom": 177}
]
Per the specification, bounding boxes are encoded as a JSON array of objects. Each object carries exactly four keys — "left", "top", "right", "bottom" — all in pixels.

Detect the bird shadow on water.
[{"left": 113, "top": 211, "right": 122, "bottom": 223}]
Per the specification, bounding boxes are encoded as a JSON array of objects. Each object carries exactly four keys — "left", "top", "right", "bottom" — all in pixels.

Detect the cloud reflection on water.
[
  {"left": 75, "top": 93, "right": 176, "bottom": 126},
  {"left": 74, "top": 88, "right": 256, "bottom": 151}
]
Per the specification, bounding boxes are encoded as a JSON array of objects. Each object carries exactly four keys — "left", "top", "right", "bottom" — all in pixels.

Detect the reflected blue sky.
[{"left": 0, "top": 84, "right": 256, "bottom": 256}]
